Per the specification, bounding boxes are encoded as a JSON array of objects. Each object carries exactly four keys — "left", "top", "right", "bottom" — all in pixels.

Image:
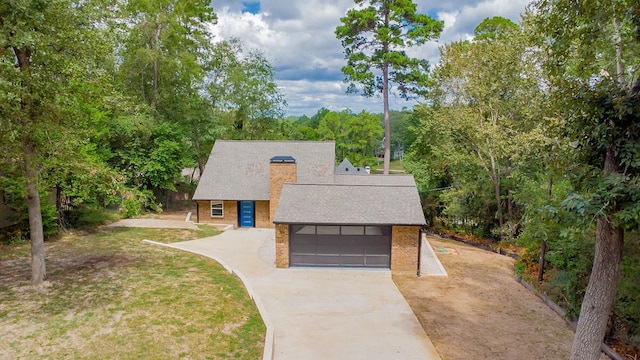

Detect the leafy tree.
[
  {"left": 335, "top": 0, "right": 442, "bottom": 174},
  {"left": 117, "top": 0, "right": 217, "bottom": 184},
  {"left": 318, "top": 110, "right": 383, "bottom": 165},
  {"left": 529, "top": 1, "right": 640, "bottom": 358},
  {"left": 0, "top": 0, "right": 112, "bottom": 284},
  {"left": 318, "top": 110, "right": 353, "bottom": 160},
  {"left": 118, "top": 0, "right": 216, "bottom": 111},
  {"left": 215, "top": 48, "right": 286, "bottom": 140},
  {"left": 474, "top": 16, "right": 519, "bottom": 41},
  {"left": 407, "top": 19, "right": 546, "bottom": 236}
]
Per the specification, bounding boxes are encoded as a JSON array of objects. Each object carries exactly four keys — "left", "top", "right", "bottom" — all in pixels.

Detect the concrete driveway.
[{"left": 162, "top": 228, "right": 441, "bottom": 360}]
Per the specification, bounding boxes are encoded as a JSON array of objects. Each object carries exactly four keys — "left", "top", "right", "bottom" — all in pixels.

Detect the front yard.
[{"left": 0, "top": 226, "right": 264, "bottom": 359}]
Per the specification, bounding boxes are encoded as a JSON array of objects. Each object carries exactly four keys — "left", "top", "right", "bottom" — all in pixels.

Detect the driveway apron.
[{"left": 170, "top": 228, "right": 441, "bottom": 360}]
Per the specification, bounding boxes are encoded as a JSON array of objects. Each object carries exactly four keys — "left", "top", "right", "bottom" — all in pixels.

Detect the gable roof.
[
  {"left": 334, "top": 174, "right": 416, "bottom": 186},
  {"left": 273, "top": 175, "right": 426, "bottom": 226},
  {"left": 193, "top": 140, "right": 336, "bottom": 201},
  {"left": 335, "top": 158, "right": 368, "bottom": 175}
]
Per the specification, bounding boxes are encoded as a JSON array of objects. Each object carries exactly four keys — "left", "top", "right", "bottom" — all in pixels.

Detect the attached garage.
[
  {"left": 289, "top": 224, "right": 391, "bottom": 267},
  {"left": 273, "top": 179, "right": 427, "bottom": 273}
]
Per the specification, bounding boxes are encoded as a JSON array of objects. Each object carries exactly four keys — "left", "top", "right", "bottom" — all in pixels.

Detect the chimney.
[{"left": 269, "top": 156, "right": 297, "bottom": 222}]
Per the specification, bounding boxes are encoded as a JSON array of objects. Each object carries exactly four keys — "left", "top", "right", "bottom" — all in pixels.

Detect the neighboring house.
[
  {"left": 193, "top": 140, "right": 426, "bottom": 274},
  {"left": 335, "top": 158, "right": 369, "bottom": 174}
]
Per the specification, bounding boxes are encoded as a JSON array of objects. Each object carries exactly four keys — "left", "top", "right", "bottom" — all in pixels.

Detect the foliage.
[
  {"left": 0, "top": 0, "right": 115, "bottom": 283},
  {"left": 528, "top": 0, "right": 640, "bottom": 357},
  {"left": 335, "top": 0, "right": 442, "bottom": 174},
  {"left": 66, "top": 208, "right": 120, "bottom": 229},
  {"left": 406, "top": 19, "right": 546, "bottom": 237},
  {"left": 616, "top": 232, "right": 640, "bottom": 346},
  {"left": 317, "top": 109, "right": 383, "bottom": 165}
]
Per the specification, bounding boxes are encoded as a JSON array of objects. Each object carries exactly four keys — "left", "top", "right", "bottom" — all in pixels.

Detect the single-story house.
[{"left": 192, "top": 140, "right": 426, "bottom": 274}]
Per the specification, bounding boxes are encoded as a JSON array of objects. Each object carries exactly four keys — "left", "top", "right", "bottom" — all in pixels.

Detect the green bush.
[
  {"left": 7, "top": 198, "right": 59, "bottom": 239},
  {"left": 67, "top": 207, "right": 120, "bottom": 228},
  {"left": 118, "top": 188, "right": 161, "bottom": 218}
]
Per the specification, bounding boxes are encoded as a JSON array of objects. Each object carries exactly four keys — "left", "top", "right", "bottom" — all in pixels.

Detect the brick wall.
[
  {"left": 391, "top": 225, "right": 420, "bottom": 273},
  {"left": 255, "top": 200, "right": 272, "bottom": 228},
  {"left": 275, "top": 224, "right": 289, "bottom": 268},
  {"left": 195, "top": 200, "right": 238, "bottom": 228},
  {"left": 269, "top": 162, "right": 297, "bottom": 222}
]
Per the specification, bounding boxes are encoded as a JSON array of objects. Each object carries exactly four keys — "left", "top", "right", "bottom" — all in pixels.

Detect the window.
[
  {"left": 341, "top": 226, "right": 364, "bottom": 235},
  {"left": 317, "top": 225, "right": 340, "bottom": 235},
  {"left": 210, "top": 201, "right": 223, "bottom": 217}
]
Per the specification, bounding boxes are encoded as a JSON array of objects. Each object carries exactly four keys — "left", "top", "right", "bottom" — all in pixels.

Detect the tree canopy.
[{"left": 335, "top": 0, "right": 442, "bottom": 174}]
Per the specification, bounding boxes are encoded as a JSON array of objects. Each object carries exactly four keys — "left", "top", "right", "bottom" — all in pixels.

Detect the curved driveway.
[{"left": 163, "top": 228, "right": 441, "bottom": 360}]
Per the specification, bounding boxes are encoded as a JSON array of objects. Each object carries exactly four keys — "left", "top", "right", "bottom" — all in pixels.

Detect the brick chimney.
[{"left": 269, "top": 156, "right": 297, "bottom": 222}]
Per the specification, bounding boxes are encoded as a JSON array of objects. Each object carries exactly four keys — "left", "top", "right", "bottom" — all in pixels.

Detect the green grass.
[
  {"left": 0, "top": 226, "right": 264, "bottom": 359},
  {"left": 372, "top": 159, "right": 406, "bottom": 173}
]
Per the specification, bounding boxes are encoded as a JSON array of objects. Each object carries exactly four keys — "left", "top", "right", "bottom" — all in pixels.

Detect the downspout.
[
  {"left": 195, "top": 201, "right": 199, "bottom": 223},
  {"left": 417, "top": 228, "right": 423, "bottom": 277}
]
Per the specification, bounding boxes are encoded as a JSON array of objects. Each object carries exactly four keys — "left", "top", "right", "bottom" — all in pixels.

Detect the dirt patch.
[{"left": 395, "top": 236, "right": 601, "bottom": 360}]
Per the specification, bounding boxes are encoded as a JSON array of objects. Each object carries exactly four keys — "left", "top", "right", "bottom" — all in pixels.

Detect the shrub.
[{"left": 67, "top": 207, "right": 120, "bottom": 228}]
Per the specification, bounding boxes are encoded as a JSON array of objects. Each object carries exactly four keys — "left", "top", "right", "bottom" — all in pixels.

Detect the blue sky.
[{"left": 211, "top": 0, "right": 531, "bottom": 117}]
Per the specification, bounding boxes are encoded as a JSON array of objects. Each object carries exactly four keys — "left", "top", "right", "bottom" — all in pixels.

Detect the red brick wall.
[
  {"left": 275, "top": 224, "right": 289, "bottom": 268},
  {"left": 391, "top": 225, "right": 420, "bottom": 273},
  {"left": 269, "top": 162, "right": 297, "bottom": 223}
]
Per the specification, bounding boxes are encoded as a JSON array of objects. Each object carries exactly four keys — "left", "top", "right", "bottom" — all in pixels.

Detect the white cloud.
[{"left": 210, "top": 0, "right": 531, "bottom": 116}]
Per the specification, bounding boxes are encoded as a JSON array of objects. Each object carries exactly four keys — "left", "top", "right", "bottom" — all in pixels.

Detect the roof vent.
[{"left": 270, "top": 155, "right": 296, "bottom": 163}]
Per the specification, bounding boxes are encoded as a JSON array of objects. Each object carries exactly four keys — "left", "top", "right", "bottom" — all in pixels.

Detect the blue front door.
[{"left": 239, "top": 201, "right": 255, "bottom": 227}]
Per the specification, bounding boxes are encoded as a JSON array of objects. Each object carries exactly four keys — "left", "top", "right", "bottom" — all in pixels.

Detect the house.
[
  {"left": 335, "top": 158, "right": 369, "bottom": 174},
  {"left": 192, "top": 140, "right": 426, "bottom": 274}
]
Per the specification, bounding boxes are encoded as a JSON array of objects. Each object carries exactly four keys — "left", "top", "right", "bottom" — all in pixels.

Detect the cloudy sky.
[{"left": 209, "top": 0, "right": 531, "bottom": 117}]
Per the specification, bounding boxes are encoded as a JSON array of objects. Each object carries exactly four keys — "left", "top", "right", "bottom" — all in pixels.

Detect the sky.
[{"left": 209, "top": 0, "right": 531, "bottom": 117}]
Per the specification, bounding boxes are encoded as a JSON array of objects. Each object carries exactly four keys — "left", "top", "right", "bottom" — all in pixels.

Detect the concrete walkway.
[{"left": 163, "top": 228, "right": 441, "bottom": 360}]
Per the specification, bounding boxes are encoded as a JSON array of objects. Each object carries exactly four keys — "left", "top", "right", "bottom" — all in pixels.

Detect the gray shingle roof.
[
  {"left": 193, "top": 140, "right": 336, "bottom": 200},
  {"left": 334, "top": 174, "right": 416, "bottom": 186},
  {"left": 273, "top": 181, "right": 426, "bottom": 226},
  {"left": 335, "top": 158, "right": 369, "bottom": 175}
]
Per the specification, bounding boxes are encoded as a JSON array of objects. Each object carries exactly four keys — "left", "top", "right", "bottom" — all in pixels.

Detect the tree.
[
  {"left": 117, "top": 0, "right": 218, "bottom": 183},
  {"left": 118, "top": 0, "right": 216, "bottom": 112},
  {"left": 529, "top": 1, "right": 640, "bottom": 358},
  {"left": 335, "top": 0, "right": 442, "bottom": 174},
  {"left": 407, "top": 19, "right": 545, "bottom": 237},
  {"left": 216, "top": 48, "right": 286, "bottom": 140},
  {"left": 0, "top": 0, "right": 111, "bottom": 284},
  {"left": 318, "top": 110, "right": 383, "bottom": 164}
]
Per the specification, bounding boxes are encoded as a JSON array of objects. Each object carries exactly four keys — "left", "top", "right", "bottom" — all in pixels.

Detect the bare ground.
[{"left": 394, "top": 236, "right": 588, "bottom": 360}]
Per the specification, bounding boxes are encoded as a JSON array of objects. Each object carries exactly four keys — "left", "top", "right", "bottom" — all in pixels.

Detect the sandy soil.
[{"left": 394, "top": 236, "right": 587, "bottom": 360}]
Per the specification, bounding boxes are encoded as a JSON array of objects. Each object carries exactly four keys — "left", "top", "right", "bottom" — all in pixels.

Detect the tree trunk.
[
  {"left": 383, "top": 63, "right": 390, "bottom": 175},
  {"left": 506, "top": 157, "right": 516, "bottom": 222},
  {"left": 570, "top": 146, "right": 624, "bottom": 360},
  {"left": 194, "top": 138, "right": 205, "bottom": 179},
  {"left": 490, "top": 154, "right": 503, "bottom": 228},
  {"left": 25, "top": 150, "right": 46, "bottom": 285},
  {"left": 537, "top": 240, "right": 547, "bottom": 282},
  {"left": 14, "top": 45, "right": 46, "bottom": 285},
  {"left": 382, "top": 7, "right": 390, "bottom": 175},
  {"left": 55, "top": 184, "right": 68, "bottom": 231}
]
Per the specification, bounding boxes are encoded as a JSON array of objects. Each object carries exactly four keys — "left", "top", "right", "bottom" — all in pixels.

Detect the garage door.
[{"left": 289, "top": 225, "right": 391, "bottom": 268}]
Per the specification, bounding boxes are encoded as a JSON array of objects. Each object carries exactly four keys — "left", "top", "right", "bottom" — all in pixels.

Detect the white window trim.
[{"left": 210, "top": 201, "right": 223, "bottom": 218}]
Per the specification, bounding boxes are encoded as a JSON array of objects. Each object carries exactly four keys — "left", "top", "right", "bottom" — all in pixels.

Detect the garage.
[{"left": 289, "top": 224, "right": 391, "bottom": 268}]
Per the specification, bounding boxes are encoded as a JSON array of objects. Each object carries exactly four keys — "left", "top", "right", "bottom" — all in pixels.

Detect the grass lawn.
[
  {"left": 0, "top": 226, "right": 265, "bottom": 359},
  {"left": 372, "top": 159, "right": 406, "bottom": 173}
]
